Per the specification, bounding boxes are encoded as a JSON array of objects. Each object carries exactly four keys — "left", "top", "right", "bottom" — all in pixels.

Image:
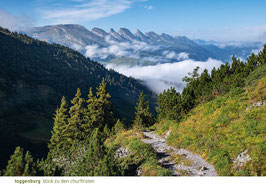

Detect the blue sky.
[{"left": 0, "top": 0, "right": 266, "bottom": 41}]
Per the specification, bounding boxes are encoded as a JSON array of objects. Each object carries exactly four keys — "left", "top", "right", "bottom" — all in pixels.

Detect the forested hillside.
[
  {"left": 0, "top": 27, "right": 155, "bottom": 169},
  {"left": 154, "top": 47, "right": 265, "bottom": 176}
]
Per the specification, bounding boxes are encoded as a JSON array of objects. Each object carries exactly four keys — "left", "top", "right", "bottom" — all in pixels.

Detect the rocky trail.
[{"left": 141, "top": 131, "right": 218, "bottom": 176}]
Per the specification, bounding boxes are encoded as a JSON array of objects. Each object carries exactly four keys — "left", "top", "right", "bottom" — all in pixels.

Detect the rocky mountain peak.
[
  {"left": 118, "top": 28, "right": 136, "bottom": 41},
  {"left": 145, "top": 31, "right": 160, "bottom": 39},
  {"left": 135, "top": 29, "right": 149, "bottom": 41},
  {"left": 91, "top": 27, "right": 109, "bottom": 38},
  {"left": 109, "top": 28, "right": 126, "bottom": 41}
]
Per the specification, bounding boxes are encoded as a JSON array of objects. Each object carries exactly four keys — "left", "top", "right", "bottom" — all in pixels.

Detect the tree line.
[
  {"left": 1, "top": 79, "right": 153, "bottom": 176},
  {"left": 157, "top": 44, "right": 266, "bottom": 122}
]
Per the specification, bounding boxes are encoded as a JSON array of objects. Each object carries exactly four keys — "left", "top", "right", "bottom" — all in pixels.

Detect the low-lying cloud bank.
[
  {"left": 106, "top": 58, "right": 223, "bottom": 94},
  {"left": 84, "top": 36, "right": 189, "bottom": 63},
  {"left": 85, "top": 36, "right": 159, "bottom": 60}
]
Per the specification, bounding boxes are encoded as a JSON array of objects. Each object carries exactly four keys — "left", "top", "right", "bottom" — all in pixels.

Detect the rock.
[
  {"left": 200, "top": 166, "right": 209, "bottom": 171},
  {"left": 141, "top": 131, "right": 218, "bottom": 176},
  {"left": 114, "top": 146, "right": 131, "bottom": 159},
  {"left": 164, "top": 130, "right": 172, "bottom": 139},
  {"left": 233, "top": 150, "right": 251, "bottom": 168},
  {"left": 247, "top": 100, "right": 265, "bottom": 110},
  {"left": 136, "top": 166, "right": 143, "bottom": 176}
]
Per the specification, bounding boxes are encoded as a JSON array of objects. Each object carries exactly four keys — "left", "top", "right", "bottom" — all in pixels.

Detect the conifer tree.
[
  {"left": 84, "top": 87, "right": 100, "bottom": 133},
  {"left": 36, "top": 155, "right": 62, "bottom": 176},
  {"left": 158, "top": 87, "right": 183, "bottom": 121},
  {"left": 113, "top": 119, "right": 125, "bottom": 134},
  {"left": 48, "top": 96, "right": 70, "bottom": 157},
  {"left": 96, "top": 79, "right": 115, "bottom": 129},
  {"left": 67, "top": 128, "right": 120, "bottom": 176},
  {"left": 4, "top": 147, "right": 36, "bottom": 176},
  {"left": 133, "top": 92, "right": 153, "bottom": 129},
  {"left": 68, "top": 88, "right": 86, "bottom": 141}
]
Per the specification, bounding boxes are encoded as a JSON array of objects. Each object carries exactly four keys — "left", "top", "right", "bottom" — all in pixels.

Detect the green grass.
[
  {"left": 153, "top": 65, "right": 266, "bottom": 176},
  {"left": 105, "top": 130, "right": 173, "bottom": 176}
]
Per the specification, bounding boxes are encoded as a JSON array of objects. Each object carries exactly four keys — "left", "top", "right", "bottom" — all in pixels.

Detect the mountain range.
[{"left": 23, "top": 24, "right": 263, "bottom": 66}]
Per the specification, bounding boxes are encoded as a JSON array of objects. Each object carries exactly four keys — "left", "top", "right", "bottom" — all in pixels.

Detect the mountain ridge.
[{"left": 22, "top": 24, "right": 263, "bottom": 65}]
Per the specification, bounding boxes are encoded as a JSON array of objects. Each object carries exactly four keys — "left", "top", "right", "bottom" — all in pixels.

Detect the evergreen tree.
[
  {"left": 113, "top": 119, "right": 125, "bottom": 134},
  {"left": 183, "top": 66, "right": 200, "bottom": 83},
  {"left": 68, "top": 88, "right": 86, "bottom": 141},
  {"left": 158, "top": 87, "right": 183, "bottom": 121},
  {"left": 82, "top": 87, "right": 98, "bottom": 139},
  {"left": 4, "top": 147, "right": 36, "bottom": 176},
  {"left": 36, "top": 155, "right": 63, "bottom": 176},
  {"left": 67, "top": 128, "right": 120, "bottom": 176},
  {"left": 96, "top": 78, "right": 115, "bottom": 129},
  {"left": 84, "top": 80, "right": 115, "bottom": 136},
  {"left": 133, "top": 92, "right": 153, "bottom": 129},
  {"left": 48, "top": 96, "right": 70, "bottom": 157}
]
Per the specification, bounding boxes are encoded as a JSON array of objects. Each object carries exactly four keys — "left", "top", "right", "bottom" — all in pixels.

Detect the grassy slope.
[
  {"left": 105, "top": 130, "right": 172, "bottom": 176},
  {"left": 153, "top": 64, "right": 266, "bottom": 176}
]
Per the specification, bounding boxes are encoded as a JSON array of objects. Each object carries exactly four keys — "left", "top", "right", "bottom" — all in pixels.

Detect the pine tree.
[
  {"left": 36, "top": 155, "right": 63, "bottom": 176},
  {"left": 158, "top": 87, "right": 183, "bottom": 121},
  {"left": 68, "top": 88, "right": 86, "bottom": 141},
  {"left": 113, "top": 119, "right": 125, "bottom": 134},
  {"left": 67, "top": 128, "right": 120, "bottom": 176},
  {"left": 96, "top": 78, "right": 115, "bottom": 129},
  {"left": 133, "top": 92, "right": 153, "bottom": 129},
  {"left": 82, "top": 87, "right": 97, "bottom": 139},
  {"left": 4, "top": 147, "right": 36, "bottom": 176},
  {"left": 84, "top": 87, "right": 100, "bottom": 133},
  {"left": 48, "top": 96, "right": 70, "bottom": 157}
]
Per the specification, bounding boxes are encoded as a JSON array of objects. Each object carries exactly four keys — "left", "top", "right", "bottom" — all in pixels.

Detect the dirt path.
[{"left": 141, "top": 131, "right": 218, "bottom": 176}]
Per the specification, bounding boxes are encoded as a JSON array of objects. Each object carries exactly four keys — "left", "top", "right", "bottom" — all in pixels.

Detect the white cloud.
[
  {"left": 85, "top": 36, "right": 158, "bottom": 59},
  {"left": 71, "top": 43, "right": 83, "bottom": 51},
  {"left": 163, "top": 51, "right": 189, "bottom": 60},
  {"left": 177, "top": 52, "right": 189, "bottom": 60},
  {"left": 106, "top": 58, "right": 223, "bottom": 94},
  {"left": 39, "top": 0, "right": 147, "bottom": 24},
  {"left": 0, "top": 9, "right": 34, "bottom": 31}
]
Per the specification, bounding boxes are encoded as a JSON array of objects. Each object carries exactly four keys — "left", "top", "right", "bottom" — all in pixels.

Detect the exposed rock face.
[
  {"left": 233, "top": 150, "right": 251, "bottom": 168},
  {"left": 247, "top": 100, "right": 265, "bottom": 110},
  {"left": 91, "top": 27, "right": 109, "bottom": 38},
  {"left": 118, "top": 28, "right": 136, "bottom": 41},
  {"left": 109, "top": 28, "right": 126, "bottom": 42},
  {"left": 252, "top": 100, "right": 264, "bottom": 107},
  {"left": 135, "top": 29, "right": 149, "bottom": 41},
  {"left": 136, "top": 166, "right": 143, "bottom": 176},
  {"left": 114, "top": 146, "right": 131, "bottom": 159},
  {"left": 164, "top": 130, "right": 172, "bottom": 139}
]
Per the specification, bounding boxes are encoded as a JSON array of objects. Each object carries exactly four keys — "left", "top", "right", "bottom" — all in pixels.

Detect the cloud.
[
  {"left": 39, "top": 0, "right": 147, "bottom": 24},
  {"left": 163, "top": 51, "right": 189, "bottom": 60},
  {"left": 0, "top": 9, "right": 34, "bottom": 31},
  {"left": 106, "top": 58, "right": 223, "bottom": 94},
  {"left": 84, "top": 35, "right": 192, "bottom": 63},
  {"left": 84, "top": 36, "right": 158, "bottom": 59}
]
